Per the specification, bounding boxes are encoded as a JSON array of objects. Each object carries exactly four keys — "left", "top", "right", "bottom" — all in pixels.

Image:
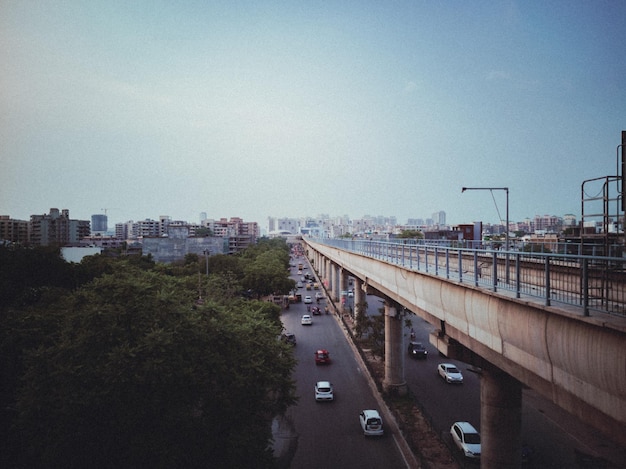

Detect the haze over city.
[{"left": 2, "top": 1, "right": 625, "bottom": 227}]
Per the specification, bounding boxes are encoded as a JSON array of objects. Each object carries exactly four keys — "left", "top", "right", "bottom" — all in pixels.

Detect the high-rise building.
[
  {"left": 137, "top": 219, "right": 161, "bottom": 238},
  {"left": 432, "top": 211, "right": 446, "bottom": 226},
  {"left": 91, "top": 214, "right": 108, "bottom": 233},
  {"left": 29, "top": 208, "right": 90, "bottom": 246},
  {"left": 115, "top": 221, "right": 138, "bottom": 240}
]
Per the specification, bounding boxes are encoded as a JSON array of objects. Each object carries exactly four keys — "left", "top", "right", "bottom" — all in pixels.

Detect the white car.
[
  {"left": 438, "top": 363, "right": 464, "bottom": 384},
  {"left": 359, "top": 409, "right": 384, "bottom": 436},
  {"left": 315, "top": 292, "right": 324, "bottom": 299},
  {"left": 450, "top": 422, "right": 481, "bottom": 459},
  {"left": 301, "top": 314, "right": 312, "bottom": 325},
  {"left": 314, "top": 381, "right": 334, "bottom": 401},
  {"left": 303, "top": 296, "right": 313, "bottom": 304}
]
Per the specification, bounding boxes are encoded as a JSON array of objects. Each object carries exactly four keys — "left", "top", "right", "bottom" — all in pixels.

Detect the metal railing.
[{"left": 312, "top": 238, "right": 626, "bottom": 317}]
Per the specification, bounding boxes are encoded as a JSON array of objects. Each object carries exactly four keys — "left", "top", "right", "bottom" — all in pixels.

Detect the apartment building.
[
  {"left": 29, "top": 208, "right": 90, "bottom": 246},
  {"left": 0, "top": 215, "right": 29, "bottom": 244}
]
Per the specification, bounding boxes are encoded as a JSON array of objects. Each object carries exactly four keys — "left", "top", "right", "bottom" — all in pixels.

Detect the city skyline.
[
  {"left": 2, "top": 2, "right": 624, "bottom": 226},
  {"left": 3, "top": 206, "right": 579, "bottom": 233}
]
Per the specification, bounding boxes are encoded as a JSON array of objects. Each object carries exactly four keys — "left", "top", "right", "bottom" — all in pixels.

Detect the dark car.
[
  {"left": 408, "top": 341, "right": 428, "bottom": 359},
  {"left": 281, "top": 332, "right": 296, "bottom": 346}
]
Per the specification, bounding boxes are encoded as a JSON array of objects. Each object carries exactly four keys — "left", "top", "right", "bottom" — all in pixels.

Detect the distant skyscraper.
[
  {"left": 91, "top": 214, "right": 108, "bottom": 233},
  {"left": 431, "top": 211, "right": 446, "bottom": 226}
]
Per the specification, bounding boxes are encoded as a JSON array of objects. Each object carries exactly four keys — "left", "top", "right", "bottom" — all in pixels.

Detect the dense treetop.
[{"left": 0, "top": 239, "right": 297, "bottom": 468}]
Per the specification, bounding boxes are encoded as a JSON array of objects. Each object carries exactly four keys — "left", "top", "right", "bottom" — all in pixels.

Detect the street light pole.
[
  {"left": 203, "top": 249, "right": 210, "bottom": 276},
  {"left": 462, "top": 186, "right": 510, "bottom": 283}
]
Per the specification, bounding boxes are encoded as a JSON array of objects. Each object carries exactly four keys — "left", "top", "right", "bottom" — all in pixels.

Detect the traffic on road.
[{"left": 274, "top": 254, "right": 409, "bottom": 469}]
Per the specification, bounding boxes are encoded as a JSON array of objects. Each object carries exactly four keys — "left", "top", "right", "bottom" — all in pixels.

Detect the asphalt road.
[
  {"left": 403, "top": 313, "right": 624, "bottom": 468},
  {"left": 274, "top": 267, "right": 409, "bottom": 469}
]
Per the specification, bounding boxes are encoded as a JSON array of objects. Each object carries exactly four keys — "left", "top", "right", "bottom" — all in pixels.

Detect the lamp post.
[
  {"left": 461, "top": 186, "right": 509, "bottom": 283},
  {"left": 203, "top": 249, "right": 210, "bottom": 276}
]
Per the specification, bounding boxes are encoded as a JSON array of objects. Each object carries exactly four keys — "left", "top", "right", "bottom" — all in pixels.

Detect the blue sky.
[{"left": 2, "top": 1, "right": 625, "bottom": 229}]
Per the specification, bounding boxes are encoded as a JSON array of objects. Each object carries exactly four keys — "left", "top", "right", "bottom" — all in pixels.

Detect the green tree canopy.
[
  {"left": 0, "top": 243, "right": 297, "bottom": 468},
  {"left": 396, "top": 230, "right": 424, "bottom": 239}
]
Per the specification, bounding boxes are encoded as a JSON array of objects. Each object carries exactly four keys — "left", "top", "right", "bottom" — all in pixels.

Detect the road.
[
  {"left": 274, "top": 264, "right": 409, "bottom": 469},
  {"left": 347, "top": 282, "right": 623, "bottom": 468},
  {"left": 402, "top": 312, "right": 623, "bottom": 468}
]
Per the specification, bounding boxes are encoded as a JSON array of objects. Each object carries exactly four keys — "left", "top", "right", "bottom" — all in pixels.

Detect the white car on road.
[
  {"left": 438, "top": 363, "right": 464, "bottom": 384},
  {"left": 450, "top": 421, "right": 481, "bottom": 459},
  {"left": 301, "top": 314, "right": 312, "bottom": 325},
  {"left": 314, "top": 381, "right": 334, "bottom": 401},
  {"left": 359, "top": 409, "right": 384, "bottom": 436}
]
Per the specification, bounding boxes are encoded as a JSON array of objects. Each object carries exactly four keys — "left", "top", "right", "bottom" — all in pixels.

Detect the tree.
[
  {"left": 239, "top": 240, "right": 293, "bottom": 298},
  {"left": 194, "top": 227, "right": 213, "bottom": 237},
  {"left": 354, "top": 308, "right": 385, "bottom": 359},
  {"left": 0, "top": 245, "right": 75, "bottom": 308},
  {"left": 242, "top": 251, "right": 291, "bottom": 298},
  {"left": 397, "top": 230, "right": 423, "bottom": 239},
  {"left": 7, "top": 265, "right": 296, "bottom": 468}
]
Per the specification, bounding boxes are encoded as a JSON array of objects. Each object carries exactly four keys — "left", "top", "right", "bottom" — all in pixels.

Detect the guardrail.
[{"left": 312, "top": 238, "right": 626, "bottom": 318}]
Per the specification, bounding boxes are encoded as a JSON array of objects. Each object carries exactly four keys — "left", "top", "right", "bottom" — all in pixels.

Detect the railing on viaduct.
[{"left": 313, "top": 237, "right": 626, "bottom": 318}]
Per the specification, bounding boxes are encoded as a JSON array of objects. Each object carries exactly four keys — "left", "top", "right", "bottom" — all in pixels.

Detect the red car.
[{"left": 314, "top": 349, "right": 331, "bottom": 365}]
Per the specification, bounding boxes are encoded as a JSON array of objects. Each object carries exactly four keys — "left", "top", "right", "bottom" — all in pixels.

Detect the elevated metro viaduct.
[{"left": 304, "top": 239, "right": 626, "bottom": 468}]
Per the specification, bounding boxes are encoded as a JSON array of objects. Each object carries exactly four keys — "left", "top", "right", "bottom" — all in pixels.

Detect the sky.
[{"left": 1, "top": 1, "right": 625, "bottom": 230}]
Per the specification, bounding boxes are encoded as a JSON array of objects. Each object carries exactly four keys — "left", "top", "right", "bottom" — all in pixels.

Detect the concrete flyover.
[{"left": 305, "top": 239, "right": 626, "bottom": 466}]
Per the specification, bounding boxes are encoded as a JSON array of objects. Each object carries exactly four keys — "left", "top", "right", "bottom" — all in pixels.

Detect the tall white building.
[{"left": 431, "top": 211, "right": 446, "bottom": 226}]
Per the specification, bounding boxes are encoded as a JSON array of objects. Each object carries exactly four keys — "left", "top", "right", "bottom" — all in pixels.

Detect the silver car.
[
  {"left": 450, "top": 421, "right": 481, "bottom": 459},
  {"left": 438, "top": 363, "right": 464, "bottom": 384}
]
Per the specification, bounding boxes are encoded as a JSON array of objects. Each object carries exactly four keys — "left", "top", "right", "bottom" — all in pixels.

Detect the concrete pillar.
[
  {"left": 354, "top": 277, "right": 366, "bottom": 329},
  {"left": 383, "top": 302, "right": 407, "bottom": 396},
  {"left": 339, "top": 269, "right": 349, "bottom": 313},
  {"left": 329, "top": 263, "right": 337, "bottom": 301},
  {"left": 481, "top": 368, "right": 523, "bottom": 468}
]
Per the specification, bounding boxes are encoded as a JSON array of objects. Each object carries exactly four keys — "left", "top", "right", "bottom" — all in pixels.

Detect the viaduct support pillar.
[
  {"left": 383, "top": 301, "right": 407, "bottom": 396},
  {"left": 339, "top": 269, "right": 349, "bottom": 313},
  {"left": 330, "top": 261, "right": 339, "bottom": 302},
  {"left": 354, "top": 277, "right": 366, "bottom": 330},
  {"left": 323, "top": 258, "right": 330, "bottom": 290},
  {"left": 481, "top": 367, "right": 522, "bottom": 468}
]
